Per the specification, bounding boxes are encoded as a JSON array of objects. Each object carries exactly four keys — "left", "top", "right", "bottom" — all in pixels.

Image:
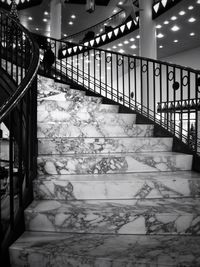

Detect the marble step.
[
  {"left": 37, "top": 152, "right": 193, "bottom": 175},
  {"left": 37, "top": 123, "right": 154, "bottom": 138},
  {"left": 38, "top": 137, "right": 173, "bottom": 155},
  {"left": 38, "top": 99, "right": 119, "bottom": 115},
  {"left": 10, "top": 232, "right": 200, "bottom": 267},
  {"left": 24, "top": 198, "right": 200, "bottom": 235},
  {"left": 33, "top": 171, "right": 200, "bottom": 200},
  {"left": 37, "top": 103, "right": 123, "bottom": 123},
  {"left": 38, "top": 76, "right": 85, "bottom": 99}
]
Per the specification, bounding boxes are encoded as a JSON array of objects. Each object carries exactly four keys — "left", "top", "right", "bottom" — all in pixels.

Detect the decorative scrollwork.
[
  {"left": 142, "top": 64, "right": 147, "bottom": 73},
  {"left": 154, "top": 67, "right": 160, "bottom": 77},
  {"left": 168, "top": 71, "right": 175, "bottom": 81},
  {"left": 129, "top": 61, "right": 136, "bottom": 70},
  {"left": 172, "top": 81, "right": 180, "bottom": 91},
  {"left": 182, "top": 75, "right": 188, "bottom": 87},
  {"left": 117, "top": 58, "right": 123, "bottom": 66},
  {"left": 106, "top": 56, "right": 112, "bottom": 63}
]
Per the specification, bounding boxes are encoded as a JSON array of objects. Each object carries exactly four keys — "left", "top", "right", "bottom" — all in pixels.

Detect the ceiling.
[{"left": 17, "top": 0, "right": 200, "bottom": 60}]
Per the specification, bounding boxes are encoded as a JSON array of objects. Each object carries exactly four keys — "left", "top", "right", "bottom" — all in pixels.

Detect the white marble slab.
[
  {"left": 37, "top": 123, "right": 154, "bottom": 138},
  {"left": 38, "top": 137, "right": 173, "bottom": 155},
  {"left": 10, "top": 232, "right": 200, "bottom": 267},
  {"left": 37, "top": 152, "right": 193, "bottom": 175},
  {"left": 24, "top": 198, "right": 200, "bottom": 235},
  {"left": 33, "top": 171, "right": 200, "bottom": 200}
]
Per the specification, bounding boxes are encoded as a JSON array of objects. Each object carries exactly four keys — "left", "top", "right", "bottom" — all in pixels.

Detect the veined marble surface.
[
  {"left": 37, "top": 123, "right": 154, "bottom": 138},
  {"left": 38, "top": 99, "right": 118, "bottom": 117},
  {"left": 10, "top": 232, "right": 200, "bottom": 267},
  {"left": 33, "top": 171, "right": 200, "bottom": 200},
  {"left": 25, "top": 198, "right": 200, "bottom": 234},
  {"left": 37, "top": 109, "right": 136, "bottom": 125},
  {"left": 37, "top": 152, "right": 192, "bottom": 175},
  {"left": 38, "top": 137, "right": 173, "bottom": 155}
]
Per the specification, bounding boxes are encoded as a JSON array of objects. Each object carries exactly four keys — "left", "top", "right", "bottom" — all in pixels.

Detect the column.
[
  {"left": 50, "top": 0, "right": 62, "bottom": 40},
  {"left": 139, "top": 0, "right": 157, "bottom": 112}
]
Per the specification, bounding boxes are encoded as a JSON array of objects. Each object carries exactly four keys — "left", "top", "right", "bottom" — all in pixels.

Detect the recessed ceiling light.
[
  {"left": 113, "top": 46, "right": 117, "bottom": 49},
  {"left": 118, "top": 1, "right": 123, "bottom": 5},
  {"left": 118, "top": 49, "right": 125, "bottom": 53},
  {"left": 171, "top": 16, "right": 177, "bottom": 21},
  {"left": 118, "top": 43, "right": 123, "bottom": 46},
  {"left": 63, "top": 34, "right": 67, "bottom": 37},
  {"left": 36, "top": 27, "right": 39, "bottom": 31},
  {"left": 28, "top": 16, "right": 32, "bottom": 20},
  {"left": 159, "top": 45, "right": 163, "bottom": 48},
  {"left": 171, "top": 25, "right": 180, "bottom": 31},
  {"left": 188, "top": 5, "right": 194, "bottom": 10},
  {"left": 188, "top": 17, "right": 196, "bottom": 23},
  {"left": 197, "top": 0, "right": 200, "bottom": 4},
  {"left": 179, "top": 11, "right": 186, "bottom": 15},
  {"left": 107, "top": 48, "right": 111, "bottom": 51},
  {"left": 156, "top": 24, "right": 162, "bottom": 29},
  {"left": 157, "top": 33, "right": 164, "bottom": 38},
  {"left": 164, "top": 20, "right": 169, "bottom": 25},
  {"left": 71, "top": 14, "right": 76, "bottom": 19},
  {"left": 100, "top": 29, "right": 103, "bottom": 32},
  {"left": 44, "top": 11, "right": 48, "bottom": 15},
  {"left": 131, "top": 44, "right": 137, "bottom": 49},
  {"left": 43, "top": 18, "right": 47, "bottom": 22},
  {"left": 190, "top": 32, "right": 195, "bottom": 36},
  {"left": 136, "top": 35, "right": 140, "bottom": 39},
  {"left": 69, "top": 21, "right": 73, "bottom": 25},
  {"left": 124, "top": 40, "right": 129, "bottom": 44},
  {"left": 113, "top": 9, "right": 117, "bottom": 13},
  {"left": 174, "top": 39, "right": 178, "bottom": 43},
  {"left": 104, "top": 23, "right": 107, "bottom": 26},
  {"left": 130, "top": 38, "right": 135, "bottom": 41}
]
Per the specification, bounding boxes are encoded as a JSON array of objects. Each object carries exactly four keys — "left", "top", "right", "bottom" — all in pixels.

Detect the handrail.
[
  {"left": 38, "top": 35, "right": 200, "bottom": 165},
  {"left": 0, "top": 8, "right": 40, "bottom": 264}
]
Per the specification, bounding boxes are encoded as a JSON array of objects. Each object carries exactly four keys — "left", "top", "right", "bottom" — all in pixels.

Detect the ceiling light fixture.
[
  {"left": 44, "top": 11, "right": 48, "bottom": 15},
  {"left": 28, "top": 16, "right": 32, "bottom": 20},
  {"left": 179, "top": 10, "right": 185, "bottom": 15},
  {"left": 43, "top": 18, "right": 47, "bottom": 22},
  {"left": 124, "top": 40, "right": 129, "bottom": 44},
  {"left": 157, "top": 33, "right": 164, "bottom": 38},
  {"left": 136, "top": 35, "right": 140, "bottom": 39},
  {"left": 130, "top": 38, "right": 135, "bottom": 41},
  {"left": 131, "top": 44, "right": 137, "bottom": 49},
  {"left": 174, "top": 39, "right": 178, "bottom": 43},
  {"left": 188, "top": 6, "right": 194, "bottom": 10},
  {"left": 159, "top": 45, "right": 163, "bottom": 48},
  {"left": 118, "top": 49, "right": 125, "bottom": 53},
  {"left": 71, "top": 14, "right": 76, "bottom": 19},
  {"left": 156, "top": 24, "right": 162, "bottom": 29},
  {"left": 118, "top": 43, "right": 123, "bottom": 46},
  {"left": 190, "top": 32, "right": 195, "bottom": 36},
  {"left": 197, "top": 0, "right": 200, "bottom": 4},
  {"left": 188, "top": 17, "right": 196, "bottom": 23},
  {"left": 164, "top": 20, "right": 169, "bottom": 24},
  {"left": 171, "top": 16, "right": 177, "bottom": 21},
  {"left": 69, "top": 21, "right": 73, "bottom": 25},
  {"left": 171, "top": 25, "right": 180, "bottom": 31}
]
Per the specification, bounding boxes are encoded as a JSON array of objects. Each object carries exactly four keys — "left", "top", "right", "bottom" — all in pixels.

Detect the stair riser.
[
  {"left": 38, "top": 137, "right": 173, "bottom": 155},
  {"left": 33, "top": 177, "right": 200, "bottom": 200},
  {"left": 37, "top": 154, "right": 192, "bottom": 175},
  {"left": 24, "top": 199, "right": 200, "bottom": 235},
  {"left": 9, "top": 232, "right": 200, "bottom": 267},
  {"left": 37, "top": 124, "right": 154, "bottom": 138}
]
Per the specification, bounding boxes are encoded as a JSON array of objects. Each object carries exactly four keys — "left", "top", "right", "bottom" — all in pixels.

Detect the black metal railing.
[
  {"left": 38, "top": 36, "right": 200, "bottom": 160},
  {"left": 0, "top": 9, "right": 39, "bottom": 264}
]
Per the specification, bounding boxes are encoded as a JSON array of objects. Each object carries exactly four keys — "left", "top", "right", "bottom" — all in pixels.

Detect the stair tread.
[
  {"left": 10, "top": 231, "right": 200, "bottom": 266},
  {"left": 26, "top": 197, "right": 200, "bottom": 214},
  {"left": 36, "top": 171, "right": 200, "bottom": 182}
]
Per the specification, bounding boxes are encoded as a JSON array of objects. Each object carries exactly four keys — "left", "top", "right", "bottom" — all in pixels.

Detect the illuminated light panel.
[
  {"left": 179, "top": 10, "right": 186, "bottom": 15},
  {"left": 188, "top": 17, "right": 196, "bottom": 23},
  {"left": 102, "top": 34, "right": 106, "bottom": 41},
  {"left": 171, "top": 25, "right": 180, "bottom": 31},
  {"left": 153, "top": 2, "right": 160, "bottom": 13},
  {"left": 120, "top": 25, "right": 125, "bottom": 33},
  {"left": 96, "top": 37, "right": 100, "bottom": 44},
  {"left": 127, "top": 21, "right": 132, "bottom": 29},
  {"left": 114, "top": 28, "right": 119, "bottom": 36},
  {"left": 171, "top": 16, "right": 177, "bottom": 21},
  {"left": 161, "top": 0, "right": 167, "bottom": 7},
  {"left": 108, "top": 32, "right": 113, "bottom": 39}
]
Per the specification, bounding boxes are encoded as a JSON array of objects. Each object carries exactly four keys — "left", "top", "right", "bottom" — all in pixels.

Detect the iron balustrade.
[
  {"left": 38, "top": 36, "right": 200, "bottom": 159},
  {"left": 0, "top": 9, "right": 39, "bottom": 265}
]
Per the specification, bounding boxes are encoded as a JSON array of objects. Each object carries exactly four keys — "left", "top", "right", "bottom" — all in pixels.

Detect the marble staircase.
[{"left": 9, "top": 76, "right": 200, "bottom": 266}]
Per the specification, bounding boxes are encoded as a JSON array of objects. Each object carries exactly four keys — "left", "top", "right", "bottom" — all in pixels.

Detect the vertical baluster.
[
  {"left": 122, "top": 55, "right": 125, "bottom": 106},
  {"left": 140, "top": 59, "right": 143, "bottom": 113},
  {"left": 18, "top": 102, "right": 23, "bottom": 208},
  {"left": 116, "top": 54, "right": 119, "bottom": 103},
  {"left": 100, "top": 51, "right": 102, "bottom": 95},
  {"left": 153, "top": 62, "right": 156, "bottom": 122},
  {"left": 9, "top": 111, "right": 14, "bottom": 230},
  {"left": 166, "top": 65, "right": 169, "bottom": 130},
  {"left": 128, "top": 57, "right": 131, "bottom": 108},
  {"left": 173, "top": 67, "right": 176, "bottom": 136},
  {"left": 146, "top": 61, "right": 149, "bottom": 117},
  {"left": 134, "top": 58, "right": 137, "bottom": 109},
  {"left": 111, "top": 53, "right": 113, "bottom": 100},
  {"left": 195, "top": 73, "right": 198, "bottom": 154},
  {"left": 160, "top": 64, "right": 162, "bottom": 125},
  {"left": 25, "top": 93, "right": 30, "bottom": 188},
  {"left": 187, "top": 71, "right": 191, "bottom": 145},
  {"left": 88, "top": 50, "right": 90, "bottom": 90},
  {"left": 180, "top": 69, "right": 183, "bottom": 141},
  {"left": 105, "top": 52, "right": 107, "bottom": 98}
]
